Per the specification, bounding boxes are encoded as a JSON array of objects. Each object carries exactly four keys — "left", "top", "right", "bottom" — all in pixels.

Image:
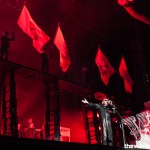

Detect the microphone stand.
[{"left": 112, "top": 105, "right": 126, "bottom": 148}]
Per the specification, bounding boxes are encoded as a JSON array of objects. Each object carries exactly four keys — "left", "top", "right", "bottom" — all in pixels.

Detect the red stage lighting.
[{"left": 118, "top": 0, "right": 135, "bottom": 7}]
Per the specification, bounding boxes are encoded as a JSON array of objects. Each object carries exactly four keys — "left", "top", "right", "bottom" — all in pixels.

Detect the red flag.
[
  {"left": 17, "top": 5, "right": 50, "bottom": 53},
  {"left": 54, "top": 24, "right": 71, "bottom": 72},
  {"left": 95, "top": 46, "right": 116, "bottom": 86},
  {"left": 119, "top": 57, "right": 134, "bottom": 93}
]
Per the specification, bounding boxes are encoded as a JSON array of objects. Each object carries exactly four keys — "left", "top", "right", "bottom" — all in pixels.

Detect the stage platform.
[{"left": 0, "top": 135, "right": 146, "bottom": 150}]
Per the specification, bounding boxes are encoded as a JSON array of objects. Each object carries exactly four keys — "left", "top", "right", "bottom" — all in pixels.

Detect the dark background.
[{"left": 1, "top": 0, "right": 150, "bottom": 129}]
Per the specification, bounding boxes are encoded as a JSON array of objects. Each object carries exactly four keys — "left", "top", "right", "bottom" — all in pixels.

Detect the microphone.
[{"left": 111, "top": 104, "right": 116, "bottom": 114}]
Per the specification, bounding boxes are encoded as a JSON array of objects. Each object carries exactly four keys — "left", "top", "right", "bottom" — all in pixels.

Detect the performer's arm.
[{"left": 81, "top": 98, "right": 100, "bottom": 108}]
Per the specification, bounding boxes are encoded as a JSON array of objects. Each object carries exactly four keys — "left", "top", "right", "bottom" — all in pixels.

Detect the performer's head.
[
  {"left": 3, "top": 31, "right": 9, "bottom": 36},
  {"left": 28, "top": 118, "right": 33, "bottom": 124}
]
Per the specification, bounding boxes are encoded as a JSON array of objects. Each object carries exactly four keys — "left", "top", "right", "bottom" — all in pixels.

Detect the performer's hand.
[
  {"left": 108, "top": 100, "right": 113, "bottom": 106},
  {"left": 81, "top": 98, "right": 89, "bottom": 104}
]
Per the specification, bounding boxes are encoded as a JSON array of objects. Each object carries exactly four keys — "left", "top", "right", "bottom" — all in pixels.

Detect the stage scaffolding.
[{"left": 0, "top": 58, "right": 93, "bottom": 141}]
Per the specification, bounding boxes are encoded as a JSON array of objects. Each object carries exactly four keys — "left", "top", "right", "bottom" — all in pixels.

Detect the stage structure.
[
  {"left": 0, "top": 58, "right": 94, "bottom": 141},
  {"left": 0, "top": 58, "right": 61, "bottom": 140},
  {"left": 0, "top": 58, "right": 150, "bottom": 150}
]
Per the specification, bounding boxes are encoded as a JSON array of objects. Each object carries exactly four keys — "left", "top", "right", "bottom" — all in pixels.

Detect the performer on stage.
[
  {"left": 28, "top": 118, "right": 35, "bottom": 129},
  {"left": 27, "top": 118, "right": 35, "bottom": 138},
  {"left": 82, "top": 96, "right": 116, "bottom": 146},
  {"left": 0, "top": 31, "right": 15, "bottom": 60}
]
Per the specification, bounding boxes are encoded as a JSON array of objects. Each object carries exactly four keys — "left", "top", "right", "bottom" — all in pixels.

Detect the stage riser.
[{"left": 0, "top": 136, "right": 145, "bottom": 150}]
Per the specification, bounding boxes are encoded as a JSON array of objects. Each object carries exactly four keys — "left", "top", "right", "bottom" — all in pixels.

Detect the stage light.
[{"left": 118, "top": 0, "right": 135, "bottom": 7}]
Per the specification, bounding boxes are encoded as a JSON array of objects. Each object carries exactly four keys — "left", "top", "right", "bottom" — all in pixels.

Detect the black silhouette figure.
[
  {"left": 41, "top": 51, "right": 49, "bottom": 73},
  {"left": 0, "top": 31, "right": 15, "bottom": 60}
]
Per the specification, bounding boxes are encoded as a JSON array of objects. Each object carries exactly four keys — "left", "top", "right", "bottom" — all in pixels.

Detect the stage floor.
[{"left": 0, "top": 135, "right": 148, "bottom": 150}]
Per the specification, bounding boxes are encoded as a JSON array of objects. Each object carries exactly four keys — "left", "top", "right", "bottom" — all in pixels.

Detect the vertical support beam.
[
  {"left": 9, "top": 70, "right": 18, "bottom": 137},
  {"left": 44, "top": 81, "right": 50, "bottom": 140},
  {"left": 0, "top": 72, "right": 5, "bottom": 135},
  {"left": 85, "top": 107, "right": 91, "bottom": 144},
  {"left": 1, "top": 84, "right": 6, "bottom": 135},
  {"left": 93, "top": 109, "right": 101, "bottom": 144},
  {"left": 83, "top": 106, "right": 101, "bottom": 144},
  {"left": 44, "top": 77, "right": 60, "bottom": 141},
  {"left": 1, "top": 69, "right": 18, "bottom": 137},
  {"left": 0, "top": 73, "right": 2, "bottom": 135},
  {"left": 54, "top": 79, "right": 60, "bottom": 141}
]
